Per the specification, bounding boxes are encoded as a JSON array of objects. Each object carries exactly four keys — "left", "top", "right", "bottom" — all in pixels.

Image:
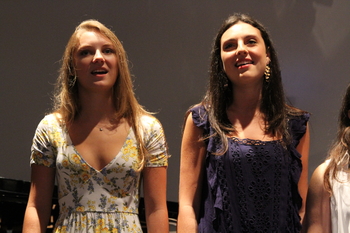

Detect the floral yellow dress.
[{"left": 30, "top": 114, "right": 169, "bottom": 233}]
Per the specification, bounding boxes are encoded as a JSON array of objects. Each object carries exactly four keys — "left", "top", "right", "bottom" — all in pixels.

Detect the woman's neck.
[
  {"left": 77, "top": 91, "right": 116, "bottom": 124},
  {"left": 229, "top": 85, "right": 262, "bottom": 113}
]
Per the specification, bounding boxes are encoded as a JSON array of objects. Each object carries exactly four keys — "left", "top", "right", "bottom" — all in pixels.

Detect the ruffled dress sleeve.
[
  {"left": 190, "top": 105, "right": 210, "bottom": 133},
  {"left": 288, "top": 112, "right": 310, "bottom": 221},
  {"left": 190, "top": 105, "right": 217, "bottom": 152},
  {"left": 289, "top": 113, "right": 310, "bottom": 149},
  {"left": 190, "top": 105, "right": 223, "bottom": 231}
]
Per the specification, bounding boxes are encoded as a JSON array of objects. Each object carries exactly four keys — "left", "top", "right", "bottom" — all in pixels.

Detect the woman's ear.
[
  {"left": 266, "top": 46, "right": 270, "bottom": 61},
  {"left": 266, "top": 56, "right": 270, "bottom": 65}
]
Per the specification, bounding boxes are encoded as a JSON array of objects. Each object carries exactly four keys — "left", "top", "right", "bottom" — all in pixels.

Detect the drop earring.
[{"left": 264, "top": 64, "right": 271, "bottom": 82}]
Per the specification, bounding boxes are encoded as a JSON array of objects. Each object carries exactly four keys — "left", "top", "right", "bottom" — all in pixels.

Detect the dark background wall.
[{"left": 1, "top": 0, "right": 349, "bottom": 202}]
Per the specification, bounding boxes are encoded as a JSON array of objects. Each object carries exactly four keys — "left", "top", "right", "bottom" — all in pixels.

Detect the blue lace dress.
[{"left": 191, "top": 105, "right": 309, "bottom": 233}]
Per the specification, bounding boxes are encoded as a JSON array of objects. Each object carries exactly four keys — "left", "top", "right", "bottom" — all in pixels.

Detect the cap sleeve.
[
  {"left": 141, "top": 115, "right": 170, "bottom": 167},
  {"left": 30, "top": 115, "right": 61, "bottom": 168}
]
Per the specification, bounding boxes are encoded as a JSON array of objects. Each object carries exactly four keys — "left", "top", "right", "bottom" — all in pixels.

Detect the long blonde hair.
[
  {"left": 53, "top": 19, "right": 150, "bottom": 170},
  {"left": 324, "top": 84, "right": 350, "bottom": 194}
]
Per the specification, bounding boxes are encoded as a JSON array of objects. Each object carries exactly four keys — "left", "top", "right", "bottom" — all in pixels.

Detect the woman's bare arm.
[
  {"left": 297, "top": 124, "right": 310, "bottom": 221},
  {"left": 177, "top": 113, "right": 206, "bottom": 233},
  {"left": 143, "top": 166, "right": 169, "bottom": 233},
  {"left": 302, "top": 162, "right": 331, "bottom": 233},
  {"left": 23, "top": 164, "right": 56, "bottom": 233}
]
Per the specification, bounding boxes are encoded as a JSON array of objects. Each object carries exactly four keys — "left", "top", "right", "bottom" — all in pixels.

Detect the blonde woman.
[
  {"left": 303, "top": 84, "right": 350, "bottom": 233},
  {"left": 23, "top": 20, "right": 169, "bottom": 233}
]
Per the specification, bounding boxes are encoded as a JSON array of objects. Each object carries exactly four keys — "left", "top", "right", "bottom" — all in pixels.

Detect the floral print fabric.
[{"left": 30, "top": 114, "right": 169, "bottom": 233}]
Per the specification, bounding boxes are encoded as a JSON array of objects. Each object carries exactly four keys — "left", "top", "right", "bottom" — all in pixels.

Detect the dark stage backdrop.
[{"left": 1, "top": 0, "right": 349, "bottom": 202}]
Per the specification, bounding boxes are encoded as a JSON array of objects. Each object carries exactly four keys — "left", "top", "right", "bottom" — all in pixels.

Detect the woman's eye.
[
  {"left": 104, "top": 48, "right": 115, "bottom": 54},
  {"left": 248, "top": 39, "right": 257, "bottom": 45},
  {"left": 79, "top": 50, "right": 90, "bottom": 56},
  {"left": 224, "top": 43, "right": 236, "bottom": 50}
]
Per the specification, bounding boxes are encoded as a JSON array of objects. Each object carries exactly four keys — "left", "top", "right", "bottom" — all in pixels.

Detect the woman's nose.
[
  {"left": 93, "top": 50, "right": 105, "bottom": 63},
  {"left": 236, "top": 43, "right": 248, "bottom": 56}
]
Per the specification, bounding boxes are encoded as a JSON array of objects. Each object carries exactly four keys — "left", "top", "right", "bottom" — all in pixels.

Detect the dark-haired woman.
[{"left": 178, "top": 13, "right": 310, "bottom": 233}]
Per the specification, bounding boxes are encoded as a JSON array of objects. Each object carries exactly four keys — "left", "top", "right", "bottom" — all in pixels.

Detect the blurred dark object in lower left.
[
  {"left": 0, "top": 177, "right": 58, "bottom": 233},
  {"left": 0, "top": 177, "right": 178, "bottom": 233}
]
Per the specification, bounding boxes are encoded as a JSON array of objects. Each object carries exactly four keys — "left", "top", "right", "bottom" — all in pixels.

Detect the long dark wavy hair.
[
  {"left": 324, "top": 84, "right": 350, "bottom": 194},
  {"left": 198, "top": 13, "right": 305, "bottom": 154}
]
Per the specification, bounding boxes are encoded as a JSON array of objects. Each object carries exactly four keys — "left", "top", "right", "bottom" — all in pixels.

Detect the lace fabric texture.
[{"left": 191, "top": 105, "right": 309, "bottom": 233}]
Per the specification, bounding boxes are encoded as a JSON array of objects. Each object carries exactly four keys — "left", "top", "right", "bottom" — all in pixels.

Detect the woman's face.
[
  {"left": 74, "top": 30, "right": 118, "bottom": 92},
  {"left": 220, "top": 22, "right": 270, "bottom": 87}
]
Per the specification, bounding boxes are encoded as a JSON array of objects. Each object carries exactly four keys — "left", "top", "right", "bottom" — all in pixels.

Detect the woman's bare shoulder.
[{"left": 309, "top": 161, "right": 329, "bottom": 190}]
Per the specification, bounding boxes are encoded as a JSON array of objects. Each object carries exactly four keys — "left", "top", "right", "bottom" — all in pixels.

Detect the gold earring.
[{"left": 264, "top": 64, "right": 271, "bottom": 82}]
